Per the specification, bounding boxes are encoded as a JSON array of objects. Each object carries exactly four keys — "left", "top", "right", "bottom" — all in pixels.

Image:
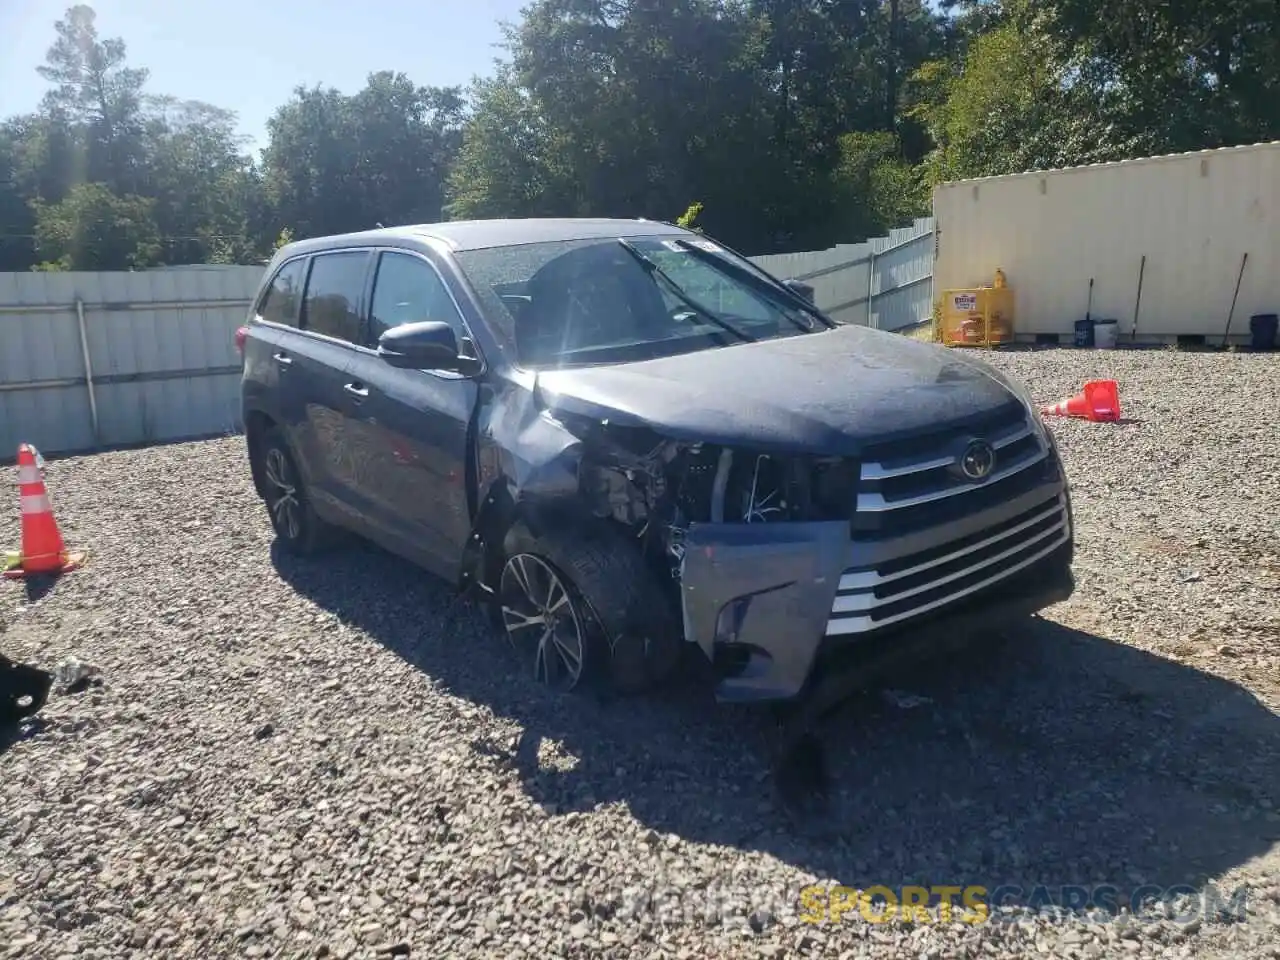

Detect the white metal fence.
[
  {"left": 0, "top": 220, "right": 937, "bottom": 458},
  {"left": 0, "top": 267, "right": 261, "bottom": 459},
  {"left": 751, "top": 217, "right": 936, "bottom": 330}
]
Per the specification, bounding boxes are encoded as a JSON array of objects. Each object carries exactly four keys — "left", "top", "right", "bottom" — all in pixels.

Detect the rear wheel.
[
  {"left": 256, "top": 428, "right": 335, "bottom": 556},
  {"left": 495, "top": 521, "right": 682, "bottom": 695}
]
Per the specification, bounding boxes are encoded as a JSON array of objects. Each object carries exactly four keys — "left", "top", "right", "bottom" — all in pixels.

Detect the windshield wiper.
[
  {"left": 673, "top": 239, "right": 835, "bottom": 331},
  {"left": 615, "top": 239, "right": 756, "bottom": 344}
]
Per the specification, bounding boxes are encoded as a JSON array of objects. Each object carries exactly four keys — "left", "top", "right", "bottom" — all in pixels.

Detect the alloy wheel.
[
  {"left": 263, "top": 446, "right": 303, "bottom": 541},
  {"left": 499, "top": 553, "right": 587, "bottom": 691}
]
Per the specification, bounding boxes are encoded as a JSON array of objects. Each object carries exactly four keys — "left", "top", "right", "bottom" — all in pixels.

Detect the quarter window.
[
  {"left": 369, "top": 251, "right": 464, "bottom": 343},
  {"left": 301, "top": 252, "right": 370, "bottom": 343},
  {"left": 257, "top": 258, "right": 307, "bottom": 327}
]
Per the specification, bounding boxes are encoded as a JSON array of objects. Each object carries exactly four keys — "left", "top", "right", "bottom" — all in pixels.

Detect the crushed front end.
[{"left": 573, "top": 394, "right": 1074, "bottom": 707}]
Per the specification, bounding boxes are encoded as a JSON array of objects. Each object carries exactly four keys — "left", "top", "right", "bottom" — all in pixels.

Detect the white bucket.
[{"left": 1094, "top": 318, "right": 1119, "bottom": 349}]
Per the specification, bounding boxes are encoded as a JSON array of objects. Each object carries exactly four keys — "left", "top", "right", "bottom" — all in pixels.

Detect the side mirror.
[
  {"left": 783, "top": 278, "right": 815, "bottom": 305},
  {"left": 377, "top": 321, "right": 477, "bottom": 373}
]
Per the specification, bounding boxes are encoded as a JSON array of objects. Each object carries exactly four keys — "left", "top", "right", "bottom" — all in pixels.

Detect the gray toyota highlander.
[{"left": 237, "top": 218, "right": 1074, "bottom": 740}]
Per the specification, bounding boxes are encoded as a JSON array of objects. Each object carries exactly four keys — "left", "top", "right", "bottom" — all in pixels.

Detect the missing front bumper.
[{"left": 679, "top": 503, "right": 1075, "bottom": 705}]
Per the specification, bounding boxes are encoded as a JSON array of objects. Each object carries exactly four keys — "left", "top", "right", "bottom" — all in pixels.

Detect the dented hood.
[{"left": 534, "top": 324, "right": 1021, "bottom": 455}]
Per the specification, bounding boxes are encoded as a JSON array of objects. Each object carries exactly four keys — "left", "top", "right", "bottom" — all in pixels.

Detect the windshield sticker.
[
  {"left": 660, "top": 239, "right": 684, "bottom": 252},
  {"left": 689, "top": 239, "right": 721, "bottom": 253}
]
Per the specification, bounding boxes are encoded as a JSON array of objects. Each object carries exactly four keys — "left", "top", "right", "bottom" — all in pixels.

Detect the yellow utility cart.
[{"left": 938, "top": 269, "right": 1015, "bottom": 347}]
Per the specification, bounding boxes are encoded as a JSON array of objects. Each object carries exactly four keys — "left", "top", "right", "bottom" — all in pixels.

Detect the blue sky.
[{"left": 0, "top": 0, "right": 526, "bottom": 152}]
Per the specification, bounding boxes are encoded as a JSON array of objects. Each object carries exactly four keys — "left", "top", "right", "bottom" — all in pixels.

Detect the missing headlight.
[
  {"left": 705, "top": 449, "right": 856, "bottom": 524},
  {"left": 653, "top": 446, "right": 859, "bottom": 584},
  {"left": 810, "top": 456, "right": 859, "bottom": 521}
]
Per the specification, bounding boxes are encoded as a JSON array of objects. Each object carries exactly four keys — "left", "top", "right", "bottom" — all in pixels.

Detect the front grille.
[
  {"left": 826, "top": 493, "right": 1070, "bottom": 636},
  {"left": 826, "top": 403, "right": 1068, "bottom": 638},
  {"left": 852, "top": 410, "right": 1052, "bottom": 537}
]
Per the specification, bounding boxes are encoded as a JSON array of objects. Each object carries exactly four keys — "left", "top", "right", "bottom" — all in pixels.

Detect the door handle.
[
  {"left": 343, "top": 383, "right": 369, "bottom": 399},
  {"left": 272, "top": 352, "right": 292, "bottom": 366}
]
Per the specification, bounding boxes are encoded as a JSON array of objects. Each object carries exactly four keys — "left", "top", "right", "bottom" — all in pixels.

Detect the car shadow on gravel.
[
  {"left": 273, "top": 539, "right": 1280, "bottom": 901},
  {"left": 0, "top": 717, "right": 47, "bottom": 757}
]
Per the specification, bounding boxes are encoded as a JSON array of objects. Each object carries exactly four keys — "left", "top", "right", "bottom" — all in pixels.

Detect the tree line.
[{"left": 1, "top": 0, "right": 1275, "bottom": 272}]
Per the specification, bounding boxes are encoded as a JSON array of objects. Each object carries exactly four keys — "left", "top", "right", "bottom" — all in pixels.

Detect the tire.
[
  {"left": 496, "top": 521, "right": 682, "bottom": 695},
  {"left": 0, "top": 655, "right": 53, "bottom": 726},
  {"left": 255, "top": 427, "right": 335, "bottom": 556}
]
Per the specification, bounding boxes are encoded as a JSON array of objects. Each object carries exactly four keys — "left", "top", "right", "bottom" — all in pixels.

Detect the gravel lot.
[{"left": 3, "top": 347, "right": 1280, "bottom": 960}]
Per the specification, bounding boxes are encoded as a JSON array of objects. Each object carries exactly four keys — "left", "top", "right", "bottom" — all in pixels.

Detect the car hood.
[{"left": 533, "top": 324, "right": 1024, "bottom": 455}]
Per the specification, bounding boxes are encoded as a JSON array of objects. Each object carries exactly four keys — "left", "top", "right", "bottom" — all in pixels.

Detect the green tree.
[
  {"left": 450, "top": 0, "right": 948, "bottom": 251},
  {"left": 0, "top": 122, "right": 38, "bottom": 270},
  {"left": 483, "top": 0, "right": 804, "bottom": 250},
  {"left": 143, "top": 98, "right": 266, "bottom": 263},
  {"left": 262, "top": 71, "right": 465, "bottom": 239},
  {"left": 2, "top": 4, "right": 263, "bottom": 267},
  {"left": 1043, "top": 0, "right": 1280, "bottom": 151},
  {"left": 832, "top": 131, "right": 928, "bottom": 237},
  {"left": 446, "top": 68, "right": 570, "bottom": 220},
  {"left": 909, "top": 8, "right": 1138, "bottom": 184},
  {"left": 7, "top": 0, "right": 1269, "bottom": 277},
  {"left": 36, "top": 4, "right": 150, "bottom": 194},
  {"left": 32, "top": 181, "right": 161, "bottom": 270}
]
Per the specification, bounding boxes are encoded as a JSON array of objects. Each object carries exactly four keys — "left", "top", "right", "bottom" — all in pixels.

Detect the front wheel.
[
  {"left": 494, "top": 522, "right": 682, "bottom": 695},
  {"left": 499, "top": 552, "right": 590, "bottom": 692}
]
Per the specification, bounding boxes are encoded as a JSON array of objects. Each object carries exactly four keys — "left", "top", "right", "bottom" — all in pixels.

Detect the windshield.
[{"left": 453, "top": 234, "right": 834, "bottom": 369}]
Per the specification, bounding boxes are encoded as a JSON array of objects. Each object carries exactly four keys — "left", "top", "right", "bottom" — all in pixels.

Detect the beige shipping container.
[{"left": 931, "top": 141, "right": 1280, "bottom": 343}]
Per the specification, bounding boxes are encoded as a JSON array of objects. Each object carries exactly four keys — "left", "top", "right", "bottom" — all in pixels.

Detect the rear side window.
[
  {"left": 301, "top": 251, "right": 370, "bottom": 343},
  {"left": 257, "top": 258, "right": 307, "bottom": 326}
]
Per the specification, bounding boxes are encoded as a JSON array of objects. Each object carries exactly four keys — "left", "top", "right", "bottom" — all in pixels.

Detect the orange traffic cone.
[
  {"left": 1041, "top": 379, "right": 1121, "bottom": 422},
  {"left": 3, "top": 444, "right": 85, "bottom": 580}
]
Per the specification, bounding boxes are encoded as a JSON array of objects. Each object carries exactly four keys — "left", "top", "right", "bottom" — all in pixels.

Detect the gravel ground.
[{"left": 3, "top": 346, "right": 1280, "bottom": 960}]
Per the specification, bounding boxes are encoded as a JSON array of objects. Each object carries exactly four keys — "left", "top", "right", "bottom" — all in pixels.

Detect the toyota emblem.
[{"left": 959, "top": 440, "right": 996, "bottom": 481}]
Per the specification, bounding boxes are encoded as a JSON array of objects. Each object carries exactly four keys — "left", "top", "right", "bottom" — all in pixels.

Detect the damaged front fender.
[
  {"left": 679, "top": 521, "right": 849, "bottom": 703},
  {"left": 477, "top": 380, "right": 585, "bottom": 505},
  {"left": 464, "top": 375, "right": 856, "bottom": 706},
  {"left": 462, "top": 380, "right": 594, "bottom": 593}
]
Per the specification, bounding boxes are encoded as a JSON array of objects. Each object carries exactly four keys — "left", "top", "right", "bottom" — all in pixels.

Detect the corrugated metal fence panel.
[
  {"left": 752, "top": 242, "right": 873, "bottom": 325},
  {"left": 0, "top": 266, "right": 264, "bottom": 457},
  {"left": 868, "top": 217, "right": 936, "bottom": 331},
  {"left": 749, "top": 218, "right": 936, "bottom": 330},
  {"left": 932, "top": 141, "right": 1280, "bottom": 339},
  {"left": 0, "top": 272, "right": 96, "bottom": 456}
]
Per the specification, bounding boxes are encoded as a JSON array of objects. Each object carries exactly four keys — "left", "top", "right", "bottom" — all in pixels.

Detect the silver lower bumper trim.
[{"left": 825, "top": 525, "right": 1071, "bottom": 637}]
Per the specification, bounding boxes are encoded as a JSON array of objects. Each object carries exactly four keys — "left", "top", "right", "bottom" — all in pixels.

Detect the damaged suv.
[{"left": 238, "top": 218, "right": 1074, "bottom": 709}]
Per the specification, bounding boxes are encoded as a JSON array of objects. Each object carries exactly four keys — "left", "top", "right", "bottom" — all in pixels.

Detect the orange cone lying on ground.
[
  {"left": 1041, "top": 379, "right": 1121, "bottom": 423},
  {"left": 3, "top": 443, "right": 85, "bottom": 580}
]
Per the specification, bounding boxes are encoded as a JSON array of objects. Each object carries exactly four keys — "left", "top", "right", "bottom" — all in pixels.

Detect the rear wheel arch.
[{"left": 244, "top": 409, "right": 278, "bottom": 498}]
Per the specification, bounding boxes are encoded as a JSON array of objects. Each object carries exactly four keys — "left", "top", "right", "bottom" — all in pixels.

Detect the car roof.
[{"left": 279, "top": 217, "right": 690, "bottom": 257}]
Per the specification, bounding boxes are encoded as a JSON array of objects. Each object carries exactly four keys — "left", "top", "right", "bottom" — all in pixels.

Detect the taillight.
[{"left": 234, "top": 325, "right": 248, "bottom": 357}]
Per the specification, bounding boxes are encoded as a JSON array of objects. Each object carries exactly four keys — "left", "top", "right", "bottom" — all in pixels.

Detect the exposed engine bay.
[{"left": 569, "top": 417, "right": 859, "bottom": 602}]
